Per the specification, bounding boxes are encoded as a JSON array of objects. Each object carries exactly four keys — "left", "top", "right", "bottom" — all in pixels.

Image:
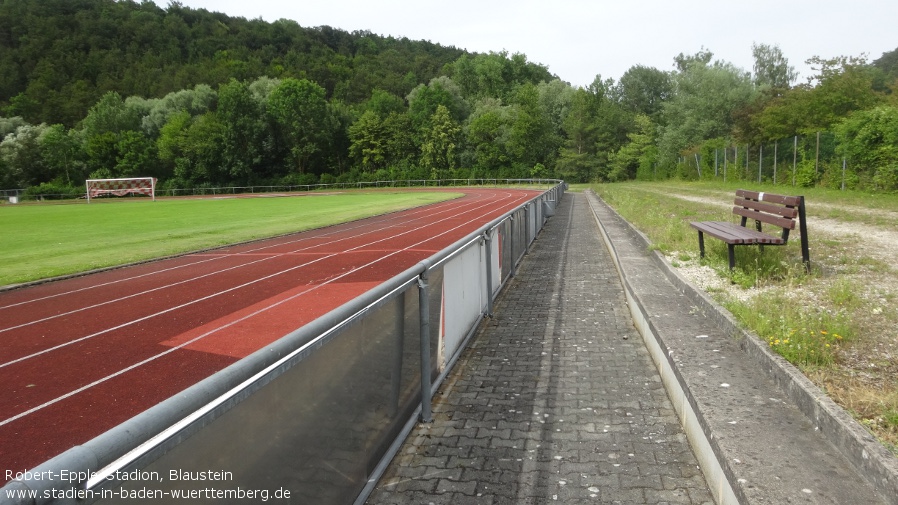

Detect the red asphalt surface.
[{"left": 0, "top": 188, "right": 541, "bottom": 480}]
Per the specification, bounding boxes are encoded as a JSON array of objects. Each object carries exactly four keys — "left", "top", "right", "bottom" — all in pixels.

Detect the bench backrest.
[{"left": 733, "top": 189, "right": 803, "bottom": 233}]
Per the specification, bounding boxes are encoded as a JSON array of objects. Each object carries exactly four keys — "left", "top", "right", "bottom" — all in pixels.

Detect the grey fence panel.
[
  {"left": 440, "top": 240, "right": 487, "bottom": 365},
  {"left": 488, "top": 227, "right": 501, "bottom": 298},
  {"left": 512, "top": 209, "right": 527, "bottom": 266},
  {"left": 98, "top": 285, "right": 423, "bottom": 505},
  {"left": 499, "top": 219, "right": 514, "bottom": 284}
]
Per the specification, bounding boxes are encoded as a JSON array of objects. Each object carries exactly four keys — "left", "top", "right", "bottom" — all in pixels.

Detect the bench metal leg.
[
  {"left": 698, "top": 231, "right": 705, "bottom": 258},
  {"left": 727, "top": 244, "right": 736, "bottom": 271}
]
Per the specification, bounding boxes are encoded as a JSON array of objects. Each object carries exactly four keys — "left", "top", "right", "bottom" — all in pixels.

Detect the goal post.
[{"left": 86, "top": 177, "right": 157, "bottom": 203}]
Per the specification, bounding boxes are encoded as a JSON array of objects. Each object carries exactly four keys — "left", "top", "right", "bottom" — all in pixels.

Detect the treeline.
[{"left": 1, "top": 0, "right": 898, "bottom": 194}]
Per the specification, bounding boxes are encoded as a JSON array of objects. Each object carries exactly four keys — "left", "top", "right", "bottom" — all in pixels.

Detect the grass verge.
[{"left": 0, "top": 191, "right": 459, "bottom": 286}]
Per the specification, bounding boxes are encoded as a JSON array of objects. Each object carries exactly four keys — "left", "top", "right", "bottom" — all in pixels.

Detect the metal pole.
[
  {"left": 715, "top": 148, "right": 719, "bottom": 177},
  {"left": 484, "top": 231, "right": 494, "bottom": 317},
  {"left": 509, "top": 215, "right": 516, "bottom": 279},
  {"left": 695, "top": 153, "right": 702, "bottom": 178},
  {"left": 758, "top": 144, "right": 763, "bottom": 184},
  {"left": 842, "top": 158, "right": 846, "bottom": 191},
  {"left": 524, "top": 206, "right": 531, "bottom": 255},
  {"left": 793, "top": 135, "right": 798, "bottom": 187},
  {"left": 815, "top": 131, "right": 820, "bottom": 176},
  {"left": 733, "top": 146, "right": 738, "bottom": 180},
  {"left": 724, "top": 146, "right": 728, "bottom": 182},
  {"left": 417, "top": 270, "right": 432, "bottom": 423},
  {"left": 773, "top": 141, "right": 778, "bottom": 185}
]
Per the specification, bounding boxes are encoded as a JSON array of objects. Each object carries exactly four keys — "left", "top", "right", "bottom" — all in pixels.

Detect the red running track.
[{"left": 0, "top": 188, "right": 541, "bottom": 479}]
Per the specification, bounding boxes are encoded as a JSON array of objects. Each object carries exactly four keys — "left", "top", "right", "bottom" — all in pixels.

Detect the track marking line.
[
  {"left": 0, "top": 190, "right": 484, "bottom": 311},
  {"left": 0, "top": 191, "right": 536, "bottom": 427},
  {"left": 0, "top": 191, "right": 513, "bottom": 334},
  {"left": 0, "top": 191, "right": 529, "bottom": 366}
]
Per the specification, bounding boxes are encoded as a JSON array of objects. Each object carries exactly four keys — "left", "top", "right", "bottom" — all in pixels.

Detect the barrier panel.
[{"left": 1, "top": 181, "right": 565, "bottom": 505}]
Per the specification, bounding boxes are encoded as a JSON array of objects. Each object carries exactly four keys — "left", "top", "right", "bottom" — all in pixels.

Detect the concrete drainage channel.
[{"left": 585, "top": 190, "right": 898, "bottom": 505}]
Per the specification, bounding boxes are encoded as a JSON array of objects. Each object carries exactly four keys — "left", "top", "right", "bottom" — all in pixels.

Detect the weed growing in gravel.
[{"left": 725, "top": 292, "right": 852, "bottom": 367}]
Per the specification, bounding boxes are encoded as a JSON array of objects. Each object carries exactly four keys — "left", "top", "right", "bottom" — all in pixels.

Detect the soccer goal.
[{"left": 86, "top": 177, "right": 157, "bottom": 203}]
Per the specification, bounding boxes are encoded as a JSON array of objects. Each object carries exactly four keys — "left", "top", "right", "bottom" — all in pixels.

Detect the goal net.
[{"left": 86, "top": 177, "right": 157, "bottom": 202}]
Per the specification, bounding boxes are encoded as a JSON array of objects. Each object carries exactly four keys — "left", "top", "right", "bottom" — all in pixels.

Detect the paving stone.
[{"left": 366, "top": 193, "right": 712, "bottom": 504}]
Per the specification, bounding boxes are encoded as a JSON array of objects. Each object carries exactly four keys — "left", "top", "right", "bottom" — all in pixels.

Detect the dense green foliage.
[{"left": 1, "top": 0, "right": 897, "bottom": 193}]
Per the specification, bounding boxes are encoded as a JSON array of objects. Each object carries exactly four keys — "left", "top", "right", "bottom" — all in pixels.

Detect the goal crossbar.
[{"left": 86, "top": 177, "right": 157, "bottom": 203}]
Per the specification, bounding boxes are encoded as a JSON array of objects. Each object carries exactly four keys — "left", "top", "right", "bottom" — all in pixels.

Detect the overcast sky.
[{"left": 154, "top": 0, "right": 896, "bottom": 88}]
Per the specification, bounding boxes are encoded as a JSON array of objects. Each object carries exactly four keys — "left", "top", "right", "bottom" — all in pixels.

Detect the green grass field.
[{"left": 0, "top": 191, "right": 459, "bottom": 286}]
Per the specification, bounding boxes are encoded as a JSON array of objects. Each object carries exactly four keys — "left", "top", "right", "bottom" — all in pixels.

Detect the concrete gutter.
[{"left": 585, "top": 190, "right": 897, "bottom": 505}]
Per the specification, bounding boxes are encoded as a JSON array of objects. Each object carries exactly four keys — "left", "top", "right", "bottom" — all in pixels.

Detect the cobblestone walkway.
[{"left": 366, "top": 193, "right": 713, "bottom": 504}]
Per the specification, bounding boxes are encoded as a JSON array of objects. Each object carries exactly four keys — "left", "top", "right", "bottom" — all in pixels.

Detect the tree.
[
  {"left": 267, "top": 77, "right": 331, "bottom": 174},
  {"left": 506, "top": 83, "right": 556, "bottom": 174},
  {"left": 608, "top": 114, "right": 656, "bottom": 181},
  {"left": 115, "top": 130, "right": 156, "bottom": 178},
  {"left": 465, "top": 98, "right": 513, "bottom": 172},
  {"left": 217, "top": 79, "right": 267, "bottom": 182},
  {"left": 751, "top": 55, "right": 885, "bottom": 138},
  {"left": 752, "top": 43, "right": 797, "bottom": 90},
  {"left": 39, "top": 124, "right": 83, "bottom": 185},
  {"left": 615, "top": 65, "right": 672, "bottom": 122},
  {"left": 364, "top": 88, "right": 406, "bottom": 117},
  {"left": 834, "top": 105, "right": 898, "bottom": 190},
  {"left": 348, "top": 110, "right": 387, "bottom": 172},
  {"left": 658, "top": 53, "right": 755, "bottom": 165},
  {"left": 0, "top": 123, "right": 49, "bottom": 186},
  {"left": 557, "top": 87, "right": 601, "bottom": 182},
  {"left": 420, "top": 105, "right": 460, "bottom": 178},
  {"left": 407, "top": 76, "right": 469, "bottom": 130},
  {"left": 141, "top": 84, "right": 217, "bottom": 137}
]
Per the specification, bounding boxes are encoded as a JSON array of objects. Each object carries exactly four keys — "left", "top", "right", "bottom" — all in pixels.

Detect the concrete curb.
[{"left": 586, "top": 189, "right": 898, "bottom": 504}]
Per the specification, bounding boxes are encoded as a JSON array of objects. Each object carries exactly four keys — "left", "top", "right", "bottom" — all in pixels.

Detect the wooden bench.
[{"left": 690, "top": 189, "right": 810, "bottom": 271}]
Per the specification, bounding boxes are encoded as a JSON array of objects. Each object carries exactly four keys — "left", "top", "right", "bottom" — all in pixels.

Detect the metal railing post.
[
  {"left": 509, "top": 215, "right": 516, "bottom": 279},
  {"left": 417, "top": 268, "right": 433, "bottom": 423},
  {"left": 483, "top": 231, "right": 494, "bottom": 317},
  {"left": 524, "top": 206, "right": 531, "bottom": 255}
]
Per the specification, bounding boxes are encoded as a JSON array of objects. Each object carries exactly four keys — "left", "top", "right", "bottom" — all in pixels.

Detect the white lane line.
[
  {"left": 0, "top": 190, "right": 484, "bottom": 311},
  {"left": 0, "top": 191, "right": 526, "bottom": 366},
  {"left": 0, "top": 191, "right": 534, "bottom": 426},
  {"left": 0, "top": 191, "right": 505, "bottom": 331}
]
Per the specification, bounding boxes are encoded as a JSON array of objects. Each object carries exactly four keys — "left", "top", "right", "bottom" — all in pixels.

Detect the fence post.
[
  {"left": 842, "top": 158, "right": 847, "bottom": 191},
  {"left": 715, "top": 149, "right": 719, "bottom": 177},
  {"left": 815, "top": 131, "right": 820, "bottom": 176},
  {"left": 793, "top": 135, "right": 798, "bottom": 187},
  {"left": 758, "top": 144, "right": 763, "bottom": 184},
  {"left": 484, "top": 231, "right": 494, "bottom": 317},
  {"left": 509, "top": 215, "right": 516, "bottom": 279},
  {"left": 773, "top": 140, "right": 778, "bottom": 185},
  {"left": 417, "top": 268, "right": 433, "bottom": 423},
  {"left": 524, "top": 206, "right": 531, "bottom": 255}
]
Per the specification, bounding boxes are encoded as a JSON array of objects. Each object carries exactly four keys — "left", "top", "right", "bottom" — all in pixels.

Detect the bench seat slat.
[{"left": 690, "top": 221, "right": 785, "bottom": 245}]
